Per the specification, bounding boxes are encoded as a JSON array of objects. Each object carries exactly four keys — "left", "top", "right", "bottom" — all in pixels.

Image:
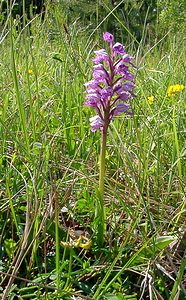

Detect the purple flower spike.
[
  {"left": 103, "top": 32, "right": 114, "bottom": 43},
  {"left": 84, "top": 32, "right": 136, "bottom": 131}
]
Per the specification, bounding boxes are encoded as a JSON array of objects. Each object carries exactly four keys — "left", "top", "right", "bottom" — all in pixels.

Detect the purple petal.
[
  {"left": 103, "top": 32, "right": 114, "bottom": 43},
  {"left": 93, "top": 49, "right": 109, "bottom": 64},
  {"left": 85, "top": 87, "right": 101, "bottom": 94},
  {"left": 86, "top": 92, "right": 101, "bottom": 102},
  {"left": 93, "top": 66, "right": 110, "bottom": 83},
  {"left": 122, "top": 53, "right": 134, "bottom": 63},
  {"left": 122, "top": 71, "right": 135, "bottom": 82},
  {"left": 113, "top": 42, "right": 125, "bottom": 55},
  {"left": 113, "top": 82, "right": 134, "bottom": 94},
  {"left": 85, "top": 81, "right": 102, "bottom": 94},
  {"left": 113, "top": 83, "right": 122, "bottom": 93},
  {"left": 84, "top": 79, "right": 100, "bottom": 89},
  {"left": 93, "top": 64, "right": 109, "bottom": 75},
  {"left": 84, "top": 99, "right": 100, "bottom": 108},
  {"left": 93, "top": 63, "right": 105, "bottom": 70},
  {"left": 113, "top": 103, "right": 132, "bottom": 115},
  {"left": 89, "top": 115, "right": 104, "bottom": 132},
  {"left": 101, "top": 87, "right": 112, "bottom": 101},
  {"left": 117, "top": 91, "right": 131, "bottom": 101},
  {"left": 114, "top": 61, "right": 129, "bottom": 74},
  {"left": 123, "top": 82, "right": 135, "bottom": 92}
]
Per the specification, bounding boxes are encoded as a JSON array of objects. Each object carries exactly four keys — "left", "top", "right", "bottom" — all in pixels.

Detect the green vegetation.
[{"left": 0, "top": 1, "right": 185, "bottom": 299}]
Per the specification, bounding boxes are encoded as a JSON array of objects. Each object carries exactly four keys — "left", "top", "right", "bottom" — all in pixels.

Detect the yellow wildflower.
[
  {"left": 148, "top": 96, "right": 154, "bottom": 105},
  {"left": 28, "top": 69, "right": 33, "bottom": 75},
  {"left": 60, "top": 235, "right": 92, "bottom": 250},
  {"left": 79, "top": 238, "right": 92, "bottom": 250},
  {"left": 167, "top": 84, "right": 184, "bottom": 97}
]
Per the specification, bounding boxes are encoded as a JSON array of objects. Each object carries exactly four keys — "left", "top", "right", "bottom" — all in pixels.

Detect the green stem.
[
  {"left": 96, "top": 126, "right": 108, "bottom": 247},
  {"left": 99, "top": 129, "right": 107, "bottom": 195}
]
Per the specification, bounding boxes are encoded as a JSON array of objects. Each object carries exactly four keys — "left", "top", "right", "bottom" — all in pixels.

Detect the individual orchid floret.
[
  {"left": 113, "top": 82, "right": 134, "bottom": 94},
  {"left": 84, "top": 80, "right": 100, "bottom": 89},
  {"left": 116, "top": 91, "right": 131, "bottom": 101},
  {"left": 84, "top": 32, "right": 136, "bottom": 131},
  {"left": 93, "top": 49, "right": 110, "bottom": 64},
  {"left": 122, "top": 53, "right": 134, "bottom": 63},
  {"left": 122, "top": 71, "right": 135, "bottom": 82},
  {"left": 123, "top": 82, "right": 135, "bottom": 92},
  {"left": 101, "top": 87, "right": 112, "bottom": 102},
  {"left": 113, "top": 103, "right": 132, "bottom": 115},
  {"left": 90, "top": 115, "right": 104, "bottom": 132},
  {"left": 103, "top": 32, "right": 114, "bottom": 43},
  {"left": 114, "top": 60, "right": 129, "bottom": 74},
  {"left": 84, "top": 98, "right": 100, "bottom": 108},
  {"left": 113, "top": 42, "right": 125, "bottom": 55}
]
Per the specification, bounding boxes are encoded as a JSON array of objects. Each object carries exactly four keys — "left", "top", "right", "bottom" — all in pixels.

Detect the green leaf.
[
  {"left": 52, "top": 54, "right": 63, "bottom": 63},
  {"left": 4, "top": 239, "right": 17, "bottom": 258},
  {"left": 131, "top": 235, "right": 177, "bottom": 266},
  {"left": 77, "top": 281, "right": 93, "bottom": 294},
  {"left": 154, "top": 236, "right": 177, "bottom": 251},
  {"left": 104, "top": 293, "right": 137, "bottom": 300}
]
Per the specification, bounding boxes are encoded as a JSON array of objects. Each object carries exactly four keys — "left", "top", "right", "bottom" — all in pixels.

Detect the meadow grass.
[{"left": 0, "top": 2, "right": 185, "bottom": 299}]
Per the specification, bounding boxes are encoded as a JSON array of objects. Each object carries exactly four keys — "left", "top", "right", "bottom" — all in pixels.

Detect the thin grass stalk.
[
  {"left": 93, "top": 217, "right": 139, "bottom": 299},
  {"left": 5, "top": 174, "right": 20, "bottom": 236},
  {"left": 2, "top": 166, "right": 31, "bottom": 299},
  {"left": 28, "top": 170, "right": 41, "bottom": 270},
  {"left": 169, "top": 249, "right": 186, "bottom": 300},
  {"left": 172, "top": 105, "right": 182, "bottom": 187},
  {"left": 102, "top": 1, "right": 140, "bottom": 45},
  {"left": 1, "top": 193, "right": 53, "bottom": 290},
  {"left": 0, "top": 270, "right": 93, "bottom": 300},
  {"left": 26, "top": 54, "right": 37, "bottom": 142},
  {"left": 0, "top": 93, "right": 9, "bottom": 156},
  {"left": 64, "top": 248, "right": 73, "bottom": 290},
  {"left": 9, "top": 3, "right": 30, "bottom": 157},
  {"left": 54, "top": 190, "right": 60, "bottom": 293},
  {"left": 31, "top": 49, "right": 41, "bottom": 135},
  {"left": 94, "top": 233, "right": 160, "bottom": 300}
]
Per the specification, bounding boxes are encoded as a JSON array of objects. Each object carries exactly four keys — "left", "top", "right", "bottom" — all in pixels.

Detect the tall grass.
[{"left": 0, "top": 1, "right": 185, "bottom": 299}]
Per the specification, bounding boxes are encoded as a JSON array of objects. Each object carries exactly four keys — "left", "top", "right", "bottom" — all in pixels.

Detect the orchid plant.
[{"left": 84, "top": 32, "right": 136, "bottom": 245}]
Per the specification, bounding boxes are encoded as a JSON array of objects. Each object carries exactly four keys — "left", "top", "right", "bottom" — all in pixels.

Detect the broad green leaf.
[{"left": 131, "top": 235, "right": 177, "bottom": 266}]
